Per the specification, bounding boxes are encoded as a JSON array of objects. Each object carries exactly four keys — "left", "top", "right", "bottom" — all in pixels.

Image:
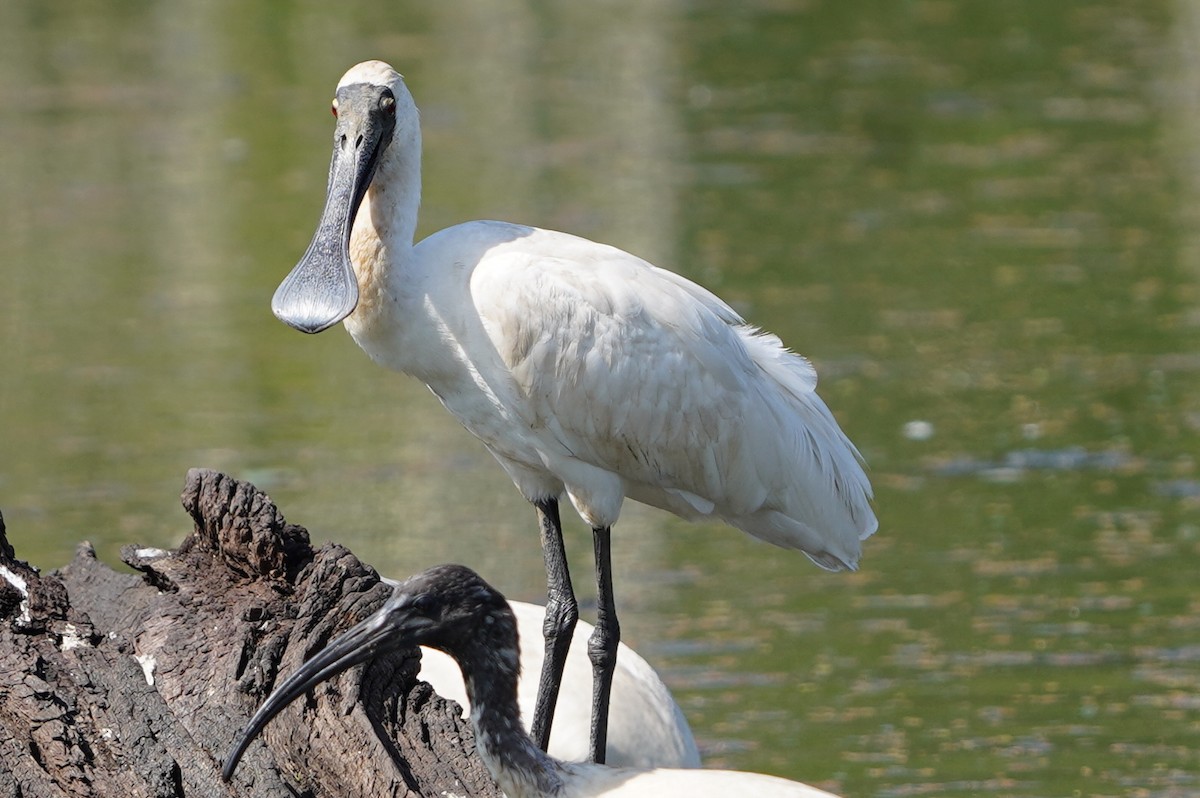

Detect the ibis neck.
[{"left": 462, "top": 645, "right": 567, "bottom": 797}]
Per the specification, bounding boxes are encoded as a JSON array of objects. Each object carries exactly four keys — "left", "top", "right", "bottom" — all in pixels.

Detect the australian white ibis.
[
  {"left": 223, "top": 564, "right": 840, "bottom": 797},
  {"left": 270, "top": 60, "right": 876, "bottom": 763},
  {"left": 412, "top": 590, "right": 700, "bottom": 767}
]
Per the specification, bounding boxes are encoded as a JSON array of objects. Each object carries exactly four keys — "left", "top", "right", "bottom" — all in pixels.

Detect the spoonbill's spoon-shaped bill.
[{"left": 270, "top": 82, "right": 399, "bottom": 332}]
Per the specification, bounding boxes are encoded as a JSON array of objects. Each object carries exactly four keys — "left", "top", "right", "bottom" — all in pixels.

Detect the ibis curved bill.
[
  {"left": 272, "top": 60, "right": 877, "bottom": 763},
  {"left": 223, "top": 565, "right": 839, "bottom": 798}
]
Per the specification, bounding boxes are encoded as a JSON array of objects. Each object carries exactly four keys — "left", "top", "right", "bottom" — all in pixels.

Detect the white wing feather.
[{"left": 445, "top": 222, "right": 875, "bottom": 569}]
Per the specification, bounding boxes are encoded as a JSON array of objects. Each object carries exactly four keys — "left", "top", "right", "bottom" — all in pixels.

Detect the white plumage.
[
  {"left": 270, "top": 59, "right": 876, "bottom": 762},
  {"left": 386, "top": 221, "right": 876, "bottom": 564}
]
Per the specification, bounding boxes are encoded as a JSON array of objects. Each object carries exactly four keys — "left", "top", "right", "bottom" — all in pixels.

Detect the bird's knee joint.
[
  {"left": 587, "top": 622, "right": 620, "bottom": 664},
  {"left": 543, "top": 597, "right": 579, "bottom": 637}
]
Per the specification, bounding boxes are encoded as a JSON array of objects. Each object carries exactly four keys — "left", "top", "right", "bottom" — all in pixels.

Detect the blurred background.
[{"left": 1, "top": 1, "right": 1198, "bottom": 795}]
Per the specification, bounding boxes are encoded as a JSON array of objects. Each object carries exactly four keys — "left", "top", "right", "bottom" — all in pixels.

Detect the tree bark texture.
[{"left": 0, "top": 468, "right": 503, "bottom": 798}]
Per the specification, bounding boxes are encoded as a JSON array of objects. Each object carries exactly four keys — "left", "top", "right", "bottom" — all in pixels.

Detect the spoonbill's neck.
[{"left": 346, "top": 136, "right": 422, "bottom": 336}]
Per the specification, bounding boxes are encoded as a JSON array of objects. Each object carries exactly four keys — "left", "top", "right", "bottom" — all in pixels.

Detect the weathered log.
[{"left": 0, "top": 469, "right": 503, "bottom": 798}]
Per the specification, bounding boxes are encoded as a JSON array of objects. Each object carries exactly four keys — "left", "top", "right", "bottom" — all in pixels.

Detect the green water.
[{"left": 1, "top": 2, "right": 1197, "bottom": 795}]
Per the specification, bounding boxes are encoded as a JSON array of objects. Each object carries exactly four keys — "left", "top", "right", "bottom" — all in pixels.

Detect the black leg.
[
  {"left": 587, "top": 525, "right": 620, "bottom": 764},
  {"left": 529, "top": 498, "right": 578, "bottom": 753}
]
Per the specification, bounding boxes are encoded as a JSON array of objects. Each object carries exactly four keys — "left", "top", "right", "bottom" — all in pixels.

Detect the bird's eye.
[
  {"left": 380, "top": 90, "right": 396, "bottom": 115},
  {"left": 331, "top": 98, "right": 339, "bottom": 118},
  {"left": 411, "top": 594, "right": 435, "bottom": 615}
]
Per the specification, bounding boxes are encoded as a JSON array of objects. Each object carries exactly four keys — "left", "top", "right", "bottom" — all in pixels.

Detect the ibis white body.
[
  {"left": 418, "top": 599, "right": 700, "bottom": 768},
  {"left": 501, "top": 761, "right": 839, "bottom": 798}
]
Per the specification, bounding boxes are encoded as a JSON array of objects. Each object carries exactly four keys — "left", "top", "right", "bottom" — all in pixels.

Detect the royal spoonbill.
[
  {"left": 413, "top": 592, "right": 700, "bottom": 767},
  {"left": 223, "top": 564, "right": 840, "bottom": 797},
  {"left": 271, "top": 60, "right": 877, "bottom": 763}
]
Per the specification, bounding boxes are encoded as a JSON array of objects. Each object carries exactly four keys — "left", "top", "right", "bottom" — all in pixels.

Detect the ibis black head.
[{"left": 221, "top": 564, "right": 516, "bottom": 782}]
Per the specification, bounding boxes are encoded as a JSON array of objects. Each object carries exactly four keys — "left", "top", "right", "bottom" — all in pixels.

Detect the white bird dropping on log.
[{"left": 0, "top": 565, "right": 31, "bottom": 626}]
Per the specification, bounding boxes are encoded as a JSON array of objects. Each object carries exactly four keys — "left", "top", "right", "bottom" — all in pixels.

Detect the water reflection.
[{"left": 0, "top": 2, "right": 1197, "bottom": 796}]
